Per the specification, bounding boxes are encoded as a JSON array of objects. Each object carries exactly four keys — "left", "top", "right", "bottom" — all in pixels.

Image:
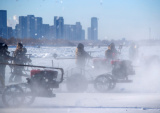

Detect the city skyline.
[
  {"left": 0, "top": 10, "right": 88, "bottom": 40},
  {"left": 1, "top": 0, "right": 160, "bottom": 40}
]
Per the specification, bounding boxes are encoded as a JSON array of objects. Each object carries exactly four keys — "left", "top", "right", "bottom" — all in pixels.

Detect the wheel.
[
  {"left": 20, "top": 83, "right": 35, "bottom": 106},
  {"left": 94, "top": 74, "right": 116, "bottom": 92},
  {"left": 66, "top": 73, "right": 88, "bottom": 92},
  {"left": 2, "top": 85, "right": 24, "bottom": 107}
]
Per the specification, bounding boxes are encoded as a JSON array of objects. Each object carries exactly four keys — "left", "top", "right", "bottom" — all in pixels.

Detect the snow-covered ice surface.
[
  {"left": 0, "top": 46, "right": 160, "bottom": 113},
  {"left": 0, "top": 93, "right": 160, "bottom": 113}
]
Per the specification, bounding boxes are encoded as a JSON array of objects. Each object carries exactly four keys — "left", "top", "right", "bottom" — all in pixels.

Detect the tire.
[
  {"left": 66, "top": 73, "right": 88, "bottom": 92},
  {"left": 2, "top": 85, "right": 24, "bottom": 107},
  {"left": 94, "top": 74, "right": 116, "bottom": 92}
]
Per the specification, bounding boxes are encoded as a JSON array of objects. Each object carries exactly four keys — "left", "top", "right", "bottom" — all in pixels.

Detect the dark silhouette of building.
[
  {"left": 54, "top": 16, "right": 64, "bottom": 39},
  {"left": 70, "top": 25, "right": 76, "bottom": 40},
  {"left": 88, "top": 27, "right": 91, "bottom": 40},
  {"left": 82, "top": 29, "right": 85, "bottom": 40},
  {"left": 27, "top": 15, "right": 35, "bottom": 38},
  {"left": 15, "top": 24, "right": 20, "bottom": 38},
  {"left": 91, "top": 17, "right": 98, "bottom": 40},
  {"left": 64, "top": 24, "right": 76, "bottom": 40},
  {"left": 35, "top": 17, "right": 42, "bottom": 38},
  {"left": 41, "top": 24, "right": 50, "bottom": 38},
  {"left": 64, "top": 22, "right": 85, "bottom": 41},
  {"left": 19, "top": 16, "right": 27, "bottom": 38},
  {"left": 7, "top": 27, "right": 13, "bottom": 38},
  {"left": 64, "top": 24, "right": 71, "bottom": 40},
  {"left": 75, "top": 22, "right": 82, "bottom": 40},
  {"left": 15, "top": 15, "right": 43, "bottom": 39},
  {"left": 2, "top": 11, "right": 86, "bottom": 40},
  {"left": 0, "top": 10, "right": 7, "bottom": 38},
  {"left": 49, "top": 25, "right": 55, "bottom": 39}
]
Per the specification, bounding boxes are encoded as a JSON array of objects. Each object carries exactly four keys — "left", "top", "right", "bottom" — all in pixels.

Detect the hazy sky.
[{"left": 0, "top": 0, "right": 160, "bottom": 40}]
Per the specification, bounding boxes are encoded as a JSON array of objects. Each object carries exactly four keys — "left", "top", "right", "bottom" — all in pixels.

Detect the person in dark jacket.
[
  {"left": 105, "top": 43, "right": 119, "bottom": 60},
  {"left": 9, "top": 43, "right": 31, "bottom": 82},
  {"left": 0, "top": 43, "right": 13, "bottom": 92},
  {"left": 13, "top": 43, "right": 30, "bottom": 63},
  {"left": 75, "top": 43, "right": 91, "bottom": 68}
]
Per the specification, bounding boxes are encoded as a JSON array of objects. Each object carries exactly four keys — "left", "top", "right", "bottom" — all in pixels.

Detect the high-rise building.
[
  {"left": 35, "top": 17, "right": 42, "bottom": 38},
  {"left": 91, "top": 17, "right": 98, "bottom": 40},
  {"left": 19, "top": 16, "right": 27, "bottom": 38},
  {"left": 49, "top": 25, "right": 55, "bottom": 39},
  {"left": 54, "top": 16, "right": 64, "bottom": 39},
  {"left": 64, "top": 25, "right": 71, "bottom": 40},
  {"left": 41, "top": 24, "right": 50, "bottom": 38},
  {"left": 0, "top": 10, "right": 7, "bottom": 38},
  {"left": 64, "top": 22, "right": 85, "bottom": 41},
  {"left": 7, "top": 27, "right": 13, "bottom": 38},
  {"left": 15, "top": 15, "right": 42, "bottom": 38},
  {"left": 75, "top": 22, "right": 82, "bottom": 40},
  {"left": 70, "top": 25, "right": 76, "bottom": 40},
  {"left": 88, "top": 27, "right": 91, "bottom": 40},
  {"left": 15, "top": 24, "right": 21, "bottom": 38},
  {"left": 27, "top": 15, "right": 35, "bottom": 38},
  {"left": 81, "top": 29, "right": 85, "bottom": 40}
]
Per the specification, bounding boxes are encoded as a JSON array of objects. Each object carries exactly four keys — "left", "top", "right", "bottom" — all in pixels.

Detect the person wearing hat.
[
  {"left": 13, "top": 43, "right": 28, "bottom": 64},
  {"left": 75, "top": 43, "right": 91, "bottom": 68},
  {"left": 9, "top": 43, "right": 31, "bottom": 82},
  {"left": 105, "top": 43, "right": 119, "bottom": 60},
  {"left": 0, "top": 43, "right": 13, "bottom": 92}
]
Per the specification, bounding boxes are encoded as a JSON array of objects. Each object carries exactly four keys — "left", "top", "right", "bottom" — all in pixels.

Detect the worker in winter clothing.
[
  {"left": 76, "top": 43, "right": 91, "bottom": 68},
  {"left": 0, "top": 43, "right": 13, "bottom": 92},
  {"left": 105, "top": 43, "right": 119, "bottom": 60},
  {"left": 9, "top": 43, "right": 31, "bottom": 82}
]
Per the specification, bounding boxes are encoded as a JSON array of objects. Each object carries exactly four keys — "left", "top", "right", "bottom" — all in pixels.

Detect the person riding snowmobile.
[{"left": 75, "top": 43, "right": 91, "bottom": 68}]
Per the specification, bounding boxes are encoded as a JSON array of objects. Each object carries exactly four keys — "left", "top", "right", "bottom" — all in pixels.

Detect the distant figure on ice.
[
  {"left": 9, "top": 43, "right": 31, "bottom": 82},
  {"left": 105, "top": 43, "right": 119, "bottom": 60},
  {"left": 75, "top": 43, "right": 91, "bottom": 68},
  {"left": 0, "top": 43, "right": 13, "bottom": 92},
  {"left": 129, "top": 42, "right": 138, "bottom": 60}
]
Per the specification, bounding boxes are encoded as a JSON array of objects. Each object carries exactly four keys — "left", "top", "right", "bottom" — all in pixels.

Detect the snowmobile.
[{"left": 1, "top": 63, "right": 64, "bottom": 107}]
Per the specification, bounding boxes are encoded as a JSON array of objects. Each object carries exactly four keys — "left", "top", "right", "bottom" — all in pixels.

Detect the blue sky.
[{"left": 0, "top": 0, "right": 160, "bottom": 40}]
